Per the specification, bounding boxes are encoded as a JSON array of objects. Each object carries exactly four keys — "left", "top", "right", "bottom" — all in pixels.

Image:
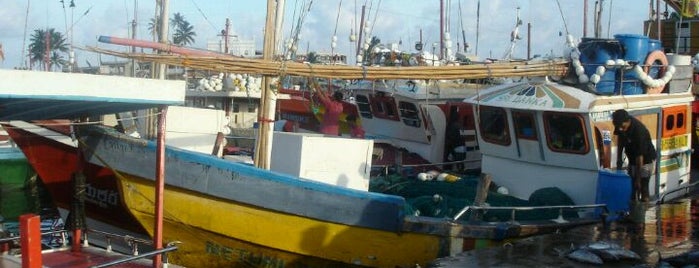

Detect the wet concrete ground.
[{"left": 429, "top": 198, "right": 699, "bottom": 267}]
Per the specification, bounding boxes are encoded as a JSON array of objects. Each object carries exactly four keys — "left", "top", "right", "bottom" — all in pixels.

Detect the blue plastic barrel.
[
  {"left": 620, "top": 80, "right": 644, "bottom": 95},
  {"left": 578, "top": 38, "right": 622, "bottom": 94},
  {"left": 618, "top": 68, "right": 645, "bottom": 95},
  {"left": 648, "top": 39, "right": 662, "bottom": 53},
  {"left": 595, "top": 71, "right": 618, "bottom": 95},
  {"left": 595, "top": 170, "right": 632, "bottom": 221},
  {"left": 614, "top": 34, "right": 650, "bottom": 63}
]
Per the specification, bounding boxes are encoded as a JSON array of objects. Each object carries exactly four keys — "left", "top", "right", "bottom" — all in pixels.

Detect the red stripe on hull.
[{"left": 3, "top": 125, "right": 148, "bottom": 235}]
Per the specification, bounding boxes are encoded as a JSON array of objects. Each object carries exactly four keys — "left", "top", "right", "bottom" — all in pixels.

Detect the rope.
[{"left": 0, "top": 112, "right": 161, "bottom": 129}]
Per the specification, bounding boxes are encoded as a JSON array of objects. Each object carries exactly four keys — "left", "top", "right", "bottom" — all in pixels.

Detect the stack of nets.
[{"left": 370, "top": 174, "right": 578, "bottom": 221}]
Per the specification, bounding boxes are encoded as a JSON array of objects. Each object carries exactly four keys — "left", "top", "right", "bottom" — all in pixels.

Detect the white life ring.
[{"left": 643, "top": 50, "right": 669, "bottom": 94}]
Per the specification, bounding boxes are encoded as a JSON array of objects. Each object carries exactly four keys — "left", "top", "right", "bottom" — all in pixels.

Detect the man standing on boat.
[
  {"left": 613, "top": 109, "right": 656, "bottom": 202},
  {"left": 309, "top": 79, "right": 344, "bottom": 136}
]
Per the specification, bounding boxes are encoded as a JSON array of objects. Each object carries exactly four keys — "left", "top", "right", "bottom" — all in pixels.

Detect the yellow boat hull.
[{"left": 117, "top": 174, "right": 444, "bottom": 267}]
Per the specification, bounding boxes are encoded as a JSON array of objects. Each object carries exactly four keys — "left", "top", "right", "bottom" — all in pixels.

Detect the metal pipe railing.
[
  {"left": 452, "top": 203, "right": 609, "bottom": 221},
  {"left": 657, "top": 180, "right": 699, "bottom": 204},
  {"left": 89, "top": 244, "right": 179, "bottom": 268},
  {"left": 0, "top": 228, "right": 153, "bottom": 256}
]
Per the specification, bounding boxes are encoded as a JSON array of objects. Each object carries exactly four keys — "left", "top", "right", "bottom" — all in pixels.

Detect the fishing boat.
[
  {"left": 0, "top": 68, "right": 185, "bottom": 267},
  {"left": 2, "top": 120, "right": 149, "bottom": 237},
  {"left": 75, "top": 123, "right": 605, "bottom": 267},
  {"left": 74, "top": 35, "right": 618, "bottom": 268},
  {"left": 278, "top": 78, "right": 483, "bottom": 173},
  {"left": 464, "top": 33, "right": 696, "bottom": 220}
]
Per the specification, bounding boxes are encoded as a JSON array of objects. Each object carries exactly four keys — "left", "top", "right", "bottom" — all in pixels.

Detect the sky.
[{"left": 0, "top": 0, "right": 655, "bottom": 69}]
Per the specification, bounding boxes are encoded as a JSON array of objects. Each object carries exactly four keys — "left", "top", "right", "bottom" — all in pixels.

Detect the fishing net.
[{"left": 370, "top": 174, "right": 578, "bottom": 222}]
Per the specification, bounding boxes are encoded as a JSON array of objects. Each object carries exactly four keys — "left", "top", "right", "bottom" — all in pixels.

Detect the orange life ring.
[{"left": 643, "top": 50, "right": 669, "bottom": 94}]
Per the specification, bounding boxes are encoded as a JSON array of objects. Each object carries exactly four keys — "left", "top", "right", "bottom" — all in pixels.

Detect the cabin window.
[
  {"left": 208, "top": 99, "right": 224, "bottom": 109},
  {"left": 513, "top": 111, "right": 537, "bottom": 140},
  {"left": 479, "top": 106, "right": 510, "bottom": 145},
  {"left": 355, "top": 95, "right": 373, "bottom": 119},
  {"left": 233, "top": 103, "right": 240, "bottom": 113},
  {"left": 370, "top": 93, "right": 399, "bottom": 121},
  {"left": 187, "top": 97, "right": 205, "bottom": 108},
  {"left": 662, "top": 106, "right": 688, "bottom": 137},
  {"left": 399, "top": 101, "right": 421, "bottom": 127},
  {"left": 544, "top": 112, "right": 588, "bottom": 154}
]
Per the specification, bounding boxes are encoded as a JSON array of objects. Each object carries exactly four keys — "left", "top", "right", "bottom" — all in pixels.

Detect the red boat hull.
[{"left": 3, "top": 121, "right": 148, "bottom": 235}]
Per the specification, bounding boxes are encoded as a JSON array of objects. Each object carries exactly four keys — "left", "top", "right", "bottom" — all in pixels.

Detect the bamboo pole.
[{"left": 87, "top": 47, "right": 568, "bottom": 81}]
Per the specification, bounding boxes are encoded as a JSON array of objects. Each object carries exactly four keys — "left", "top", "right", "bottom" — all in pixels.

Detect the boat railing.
[
  {"left": 451, "top": 204, "right": 609, "bottom": 224},
  {"left": 657, "top": 179, "right": 699, "bottom": 204},
  {"left": 0, "top": 228, "right": 178, "bottom": 267},
  {"left": 86, "top": 228, "right": 153, "bottom": 255},
  {"left": 89, "top": 242, "right": 179, "bottom": 268},
  {"left": 373, "top": 158, "right": 481, "bottom": 174},
  {"left": 0, "top": 229, "right": 68, "bottom": 248},
  {"left": 0, "top": 228, "right": 153, "bottom": 252}
]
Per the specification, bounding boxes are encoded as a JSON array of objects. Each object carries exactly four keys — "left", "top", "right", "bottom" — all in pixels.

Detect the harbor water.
[{"left": 1, "top": 166, "right": 698, "bottom": 267}]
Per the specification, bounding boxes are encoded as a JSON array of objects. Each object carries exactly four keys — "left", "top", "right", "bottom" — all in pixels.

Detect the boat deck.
[{"left": 0, "top": 246, "right": 185, "bottom": 268}]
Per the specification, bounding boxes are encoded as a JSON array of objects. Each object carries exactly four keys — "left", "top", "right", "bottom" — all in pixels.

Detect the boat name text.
[
  {"left": 85, "top": 184, "right": 119, "bottom": 208},
  {"left": 205, "top": 241, "right": 285, "bottom": 268},
  {"left": 496, "top": 94, "right": 548, "bottom": 107},
  {"left": 590, "top": 111, "right": 614, "bottom": 122},
  {"left": 661, "top": 135, "right": 688, "bottom": 151}
]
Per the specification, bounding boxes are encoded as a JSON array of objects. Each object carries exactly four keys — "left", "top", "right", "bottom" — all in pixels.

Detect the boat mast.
[
  {"left": 594, "top": 0, "right": 603, "bottom": 38},
  {"left": 655, "top": 0, "right": 661, "bottom": 40},
  {"left": 254, "top": 0, "right": 281, "bottom": 169},
  {"left": 503, "top": 7, "right": 522, "bottom": 60},
  {"left": 475, "top": 0, "right": 480, "bottom": 56},
  {"left": 356, "top": 4, "right": 366, "bottom": 65},
  {"left": 440, "top": 0, "right": 444, "bottom": 60},
  {"left": 131, "top": 0, "right": 137, "bottom": 76},
  {"left": 583, "top": 0, "right": 588, "bottom": 37}
]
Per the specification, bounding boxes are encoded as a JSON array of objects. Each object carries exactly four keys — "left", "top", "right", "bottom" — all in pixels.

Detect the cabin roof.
[
  {"left": 349, "top": 79, "right": 481, "bottom": 100},
  {"left": 0, "top": 69, "right": 185, "bottom": 120},
  {"left": 463, "top": 81, "right": 694, "bottom": 113}
]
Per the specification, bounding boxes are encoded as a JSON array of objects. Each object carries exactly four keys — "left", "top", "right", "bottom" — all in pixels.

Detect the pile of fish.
[
  {"left": 655, "top": 250, "right": 699, "bottom": 268},
  {"left": 558, "top": 241, "right": 641, "bottom": 265}
]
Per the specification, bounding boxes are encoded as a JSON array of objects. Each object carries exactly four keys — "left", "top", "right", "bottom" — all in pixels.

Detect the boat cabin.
[
  {"left": 278, "top": 78, "right": 484, "bottom": 171},
  {"left": 345, "top": 79, "right": 482, "bottom": 171},
  {"left": 466, "top": 79, "right": 694, "bottom": 215}
]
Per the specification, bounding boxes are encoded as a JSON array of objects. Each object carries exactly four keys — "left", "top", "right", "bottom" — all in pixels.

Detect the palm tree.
[
  {"left": 173, "top": 21, "right": 196, "bottom": 46},
  {"left": 170, "top": 13, "right": 196, "bottom": 46},
  {"left": 307, "top": 51, "right": 318, "bottom": 63},
  {"left": 147, "top": 16, "right": 161, "bottom": 41},
  {"left": 149, "top": 13, "right": 196, "bottom": 46},
  {"left": 170, "top": 12, "right": 185, "bottom": 30},
  {"left": 28, "top": 28, "right": 68, "bottom": 71}
]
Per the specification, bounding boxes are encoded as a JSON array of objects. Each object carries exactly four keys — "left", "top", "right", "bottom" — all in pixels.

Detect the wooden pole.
[
  {"left": 152, "top": 106, "right": 167, "bottom": 268},
  {"left": 656, "top": 0, "right": 661, "bottom": 39},
  {"left": 527, "top": 22, "right": 531, "bottom": 60},
  {"left": 440, "top": 0, "right": 445, "bottom": 60},
  {"left": 470, "top": 173, "right": 492, "bottom": 221},
  {"left": 254, "top": 0, "right": 279, "bottom": 169},
  {"left": 583, "top": 0, "right": 588, "bottom": 37}
]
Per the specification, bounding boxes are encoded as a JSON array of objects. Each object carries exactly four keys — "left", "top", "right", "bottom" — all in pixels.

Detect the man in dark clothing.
[{"left": 612, "top": 109, "right": 657, "bottom": 202}]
